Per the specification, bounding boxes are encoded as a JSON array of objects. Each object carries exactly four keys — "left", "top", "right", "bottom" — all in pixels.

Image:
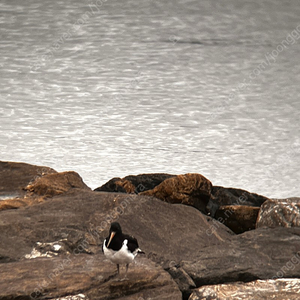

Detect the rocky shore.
[{"left": 1, "top": 161, "right": 300, "bottom": 300}]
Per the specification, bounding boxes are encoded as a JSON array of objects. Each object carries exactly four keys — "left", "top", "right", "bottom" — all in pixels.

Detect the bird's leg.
[
  {"left": 117, "top": 264, "right": 120, "bottom": 275},
  {"left": 125, "top": 264, "right": 129, "bottom": 278}
]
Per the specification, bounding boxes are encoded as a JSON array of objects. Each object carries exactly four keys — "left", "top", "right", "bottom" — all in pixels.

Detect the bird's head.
[{"left": 107, "top": 222, "right": 122, "bottom": 247}]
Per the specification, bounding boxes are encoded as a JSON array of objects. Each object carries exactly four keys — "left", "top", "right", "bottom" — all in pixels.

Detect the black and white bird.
[{"left": 103, "top": 222, "right": 144, "bottom": 275}]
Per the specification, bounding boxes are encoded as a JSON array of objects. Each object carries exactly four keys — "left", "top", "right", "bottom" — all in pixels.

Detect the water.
[{"left": 1, "top": 0, "right": 299, "bottom": 198}]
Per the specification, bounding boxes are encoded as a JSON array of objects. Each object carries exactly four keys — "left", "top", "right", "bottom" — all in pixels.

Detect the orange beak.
[{"left": 107, "top": 231, "right": 115, "bottom": 247}]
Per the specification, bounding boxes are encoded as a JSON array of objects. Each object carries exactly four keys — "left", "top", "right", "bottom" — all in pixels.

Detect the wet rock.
[
  {"left": 95, "top": 173, "right": 175, "bottom": 193},
  {"left": 214, "top": 205, "right": 260, "bottom": 234},
  {"left": 189, "top": 278, "right": 300, "bottom": 300},
  {"left": 0, "top": 254, "right": 182, "bottom": 300},
  {"left": 182, "top": 227, "right": 300, "bottom": 287},
  {"left": 25, "top": 171, "right": 91, "bottom": 197},
  {"left": 256, "top": 198, "right": 300, "bottom": 228},
  {"left": 140, "top": 173, "right": 212, "bottom": 213}
]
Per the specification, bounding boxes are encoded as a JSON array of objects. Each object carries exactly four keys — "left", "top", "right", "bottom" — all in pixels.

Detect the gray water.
[{"left": 1, "top": 0, "right": 299, "bottom": 198}]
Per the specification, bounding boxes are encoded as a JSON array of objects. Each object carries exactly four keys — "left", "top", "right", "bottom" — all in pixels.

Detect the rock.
[
  {"left": 0, "top": 161, "right": 57, "bottom": 210},
  {"left": 0, "top": 161, "right": 90, "bottom": 211},
  {"left": 0, "top": 190, "right": 233, "bottom": 265},
  {"left": 140, "top": 173, "right": 212, "bottom": 213},
  {"left": 182, "top": 227, "right": 300, "bottom": 287},
  {"left": 0, "top": 254, "right": 182, "bottom": 300},
  {"left": 214, "top": 205, "right": 260, "bottom": 234},
  {"left": 256, "top": 198, "right": 300, "bottom": 228},
  {"left": 25, "top": 171, "right": 91, "bottom": 197},
  {"left": 94, "top": 173, "right": 175, "bottom": 193},
  {"left": 209, "top": 186, "right": 269, "bottom": 212},
  {"left": 0, "top": 161, "right": 56, "bottom": 199},
  {"left": 189, "top": 278, "right": 300, "bottom": 300}
]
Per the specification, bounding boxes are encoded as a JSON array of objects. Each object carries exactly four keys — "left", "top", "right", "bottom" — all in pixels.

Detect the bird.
[{"left": 103, "top": 222, "right": 144, "bottom": 276}]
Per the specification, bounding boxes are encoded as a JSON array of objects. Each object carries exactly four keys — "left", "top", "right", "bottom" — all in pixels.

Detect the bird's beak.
[{"left": 107, "top": 231, "right": 115, "bottom": 247}]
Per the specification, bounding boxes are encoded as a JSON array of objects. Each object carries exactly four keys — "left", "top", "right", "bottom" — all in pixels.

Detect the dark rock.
[
  {"left": 94, "top": 173, "right": 175, "bottom": 193},
  {"left": 211, "top": 186, "right": 269, "bottom": 209},
  {"left": 189, "top": 278, "right": 300, "bottom": 300},
  {"left": 182, "top": 227, "right": 300, "bottom": 287},
  {"left": 140, "top": 173, "right": 212, "bottom": 213},
  {"left": 0, "top": 254, "right": 182, "bottom": 300},
  {"left": 214, "top": 205, "right": 260, "bottom": 234},
  {"left": 167, "top": 266, "right": 196, "bottom": 300},
  {"left": 256, "top": 198, "right": 300, "bottom": 228}
]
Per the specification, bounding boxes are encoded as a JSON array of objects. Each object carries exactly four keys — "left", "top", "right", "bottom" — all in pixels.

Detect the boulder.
[
  {"left": 214, "top": 205, "right": 260, "bottom": 234},
  {"left": 256, "top": 198, "right": 300, "bottom": 228},
  {"left": 25, "top": 171, "right": 91, "bottom": 197},
  {"left": 0, "top": 254, "right": 182, "bottom": 300},
  {"left": 210, "top": 186, "right": 269, "bottom": 212},
  {"left": 0, "top": 161, "right": 57, "bottom": 210},
  {"left": 140, "top": 173, "right": 212, "bottom": 213},
  {"left": 0, "top": 161, "right": 90, "bottom": 211},
  {"left": 181, "top": 227, "right": 300, "bottom": 287},
  {"left": 189, "top": 278, "right": 300, "bottom": 300},
  {"left": 94, "top": 173, "right": 175, "bottom": 193},
  {"left": 0, "top": 161, "right": 56, "bottom": 199},
  {"left": 0, "top": 190, "right": 233, "bottom": 265}
]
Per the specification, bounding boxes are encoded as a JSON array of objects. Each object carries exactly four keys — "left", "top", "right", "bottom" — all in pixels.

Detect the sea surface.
[{"left": 1, "top": 0, "right": 299, "bottom": 198}]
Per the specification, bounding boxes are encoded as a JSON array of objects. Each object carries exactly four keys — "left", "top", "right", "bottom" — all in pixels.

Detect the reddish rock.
[
  {"left": 256, "top": 198, "right": 300, "bottom": 228},
  {"left": 140, "top": 173, "right": 212, "bottom": 213},
  {"left": 25, "top": 171, "right": 91, "bottom": 198},
  {"left": 0, "top": 161, "right": 56, "bottom": 200}
]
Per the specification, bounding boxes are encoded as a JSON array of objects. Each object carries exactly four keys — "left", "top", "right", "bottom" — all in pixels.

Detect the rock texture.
[
  {"left": 25, "top": 171, "right": 91, "bottom": 197},
  {"left": 0, "top": 189, "right": 233, "bottom": 264},
  {"left": 140, "top": 173, "right": 212, "bottom": 213},
  {"left": 0, "top": 161, "right": 90, "bottom": 211},
  {"left": 256, "top": 198, "right": 300, "bottom": 228},
  {"left": 214, "top": 205, "right": 260, "bottom": 234},
  {"left": 95, "top": 173, "right": 175, "bottom": 193},
  {"left": 0, "top": 254, "right": 182, "bottom": 300},
  {"left": 2, "top": 161, "right": 300, "bottom": 300},
  {"left": 210, "top": 186, "right": 268, "bottom": 209},
  {"left": 182, "top": 227, "right": 300, "bottom": 287},
  {"left": 189, "top": 278, "right": 300, "bottom": 300}
]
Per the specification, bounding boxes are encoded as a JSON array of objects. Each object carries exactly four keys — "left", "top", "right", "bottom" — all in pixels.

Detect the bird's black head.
[
  {"left": 107, "top": 222, "right": 122, "bottom": 247},
  {"left": 110, "top": 222, "right": 122, "bottom": 234}
]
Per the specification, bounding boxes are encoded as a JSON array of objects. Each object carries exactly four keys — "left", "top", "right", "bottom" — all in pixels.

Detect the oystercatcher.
[{"left": 103, "top": 222, "right": 144, "bottom": 275}]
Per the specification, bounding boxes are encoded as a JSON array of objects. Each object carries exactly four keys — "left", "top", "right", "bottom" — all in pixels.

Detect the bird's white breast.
[{"left": 103, "top": 239, "right": 135, "bottom": 265}]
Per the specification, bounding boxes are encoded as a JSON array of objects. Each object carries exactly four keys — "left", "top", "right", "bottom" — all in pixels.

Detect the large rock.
[
  {"left": 0, "top": 190, "right": 233, "bottom": 265},
  {"left": 181, "top": 227, "right": 300, "bottom": 287},
  {"left": 25, "top": 171, "right": 91, "bottom": 197},
  {"left": 210, "top": 186, "right": 268, "bottom": 209},
  {"left": 95, "top": 173, "right": 175, "bottom": 193},
  {"left": 189, "top": 278, "right": 300, "bottom": 300},
  {"left": 256, "top": 198, "right": 300, "bottom": 228},
  {"left": 0, "top": 161, "right": 90, "bottom": 211},
  {"left": 214, "top": 205, "right": 260, "bottom": 234},
  {"left": 0, "top": 161, "right": 57, "bottom": 210},
  {"left": 0, "top": 254, "right": 181, "bottom": 300},
  {"left": 140, "top": 173, "right": 212, "bottom": 213}
]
